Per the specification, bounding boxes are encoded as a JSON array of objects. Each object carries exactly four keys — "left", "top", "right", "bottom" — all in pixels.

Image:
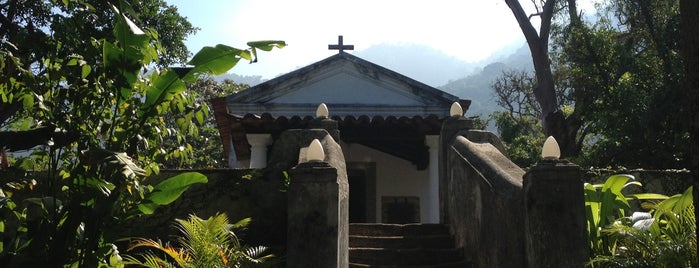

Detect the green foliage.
[
  {"left": 589, "top": 187, "right": 696, "bottom": 267},
  {"left": 122, "top": 213, "right": 274, "bottom": 268},
  {"left": 559, "top": 0, "right": 687, "bottom": 168},
  {"left": 489, "top": 69, "right": 570, "bottom": 166},
  {"left": 129, "top": 0, "right": 200, "bottom": 67},
  {"left": 468, "top": 115, "right": 489, "bottom": 131},
  {"left": 138, "top": 172, "right": 208, "bottom": 215},
  {"left": 489, "top": 111, "right": 545, "bottom": 167},
  {"left": 161, "top": 78, "right": 250, "bottom": 169},
  {"left": 495, "top": 0, "right": 688, "bottom": 169},
  {"left": 0, "top": 2, "right": 284, "bottom": 266},
  {"left": 584, "top": 174, "right": 668, "bottom": 256}
]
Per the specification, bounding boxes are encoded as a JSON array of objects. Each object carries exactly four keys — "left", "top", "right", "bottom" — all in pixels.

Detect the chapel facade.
[{"left": 212, "top": 48, "right": 470, "bottom": 224}]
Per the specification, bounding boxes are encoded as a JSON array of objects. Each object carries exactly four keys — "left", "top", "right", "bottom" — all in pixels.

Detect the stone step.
[
  {"left": 349, "top": 223, "right": 450, "bottom": 237},
  {"left": 349, "top": 234, "right": 454, "bottom": 249},
  {"left": 348, "top": 223, "right": 466, "bottom": 267},
  {"left": 348, "top": 261, "right": 472, "bottom": 268},
  {"left": 349, "top": 248, "right": 464, "bottom": 266}
]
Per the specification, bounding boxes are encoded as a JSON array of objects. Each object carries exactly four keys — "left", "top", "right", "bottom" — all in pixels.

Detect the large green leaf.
[
  {"left": 102, "top": 41, "right": 123, "bottom": 69},
  {"left": 601, "top": 174, "right": 633, "bottom": 194},
  {"left": 138, "top": 172, "right": 207, "bottom": 214},
  {"left": 113, "top": 152, "right": 147, "bottom": 179},
  {"left": 247, "top": 40, "right": 286, "bottom": 63},
  {"left": 142, "top": 70, "right": 185, "bottom": 109},
  {"left": 627, "top": 193, "right": 668, "bottom": 201},
  {"left": 247, "top": 40, "right": 286, "bottom": 51},
  {"left": 657, "top": 186, "right": 693, "bottom": 214},
  {"left": 86, "top": 149, "right": 146, "bottom": 179},
  {"left": 185, "top": 44, "right": 245, "bottom": 80}
]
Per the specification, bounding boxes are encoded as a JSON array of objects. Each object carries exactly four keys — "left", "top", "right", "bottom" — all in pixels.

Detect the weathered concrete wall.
[
  {"left": 123, "top": 128, "right": 352, "bottom": 267},
  {"left": 445, "top": 135, "right": 526, "bottom": 267},
  {"left": 276, "top": 129, "right": 349, "bottom": 268},
  {"left": 124, "top": 169, "right": 288, "bottom": 253},
  {"left": 524, "top": 161, "right": 589, "bottom": 267}
]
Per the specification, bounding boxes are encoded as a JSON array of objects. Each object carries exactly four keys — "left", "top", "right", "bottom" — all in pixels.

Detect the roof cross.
[{"left": 328, "top": 35, "right": 354, "bottom": 53}]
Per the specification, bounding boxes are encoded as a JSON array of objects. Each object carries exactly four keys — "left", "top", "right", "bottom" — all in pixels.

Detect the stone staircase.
[{"left": 349, "top": 223, "right": 469, "bottom": 268}]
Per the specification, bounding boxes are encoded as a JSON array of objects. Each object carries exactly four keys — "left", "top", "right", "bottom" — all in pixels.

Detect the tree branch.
[
  {"left": 0, "top": 127, "right": 78, "bottom": 152},
  {"left": 528, "top": 12, "right": 543, "bottom": 20},
  {"left": 505, "top": 0, "right": 542, "bottom": 47}
]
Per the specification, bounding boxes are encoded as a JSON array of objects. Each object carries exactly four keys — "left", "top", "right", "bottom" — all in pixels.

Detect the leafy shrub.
[
  {"left": 584, "top": 174, "right": 668, "bottom": 256},
  {"left": 122, "top": 213, "right": 274, "bottom": 267},
  {"left": 588, "top": 187, "right": 696, "bottom": 267}
]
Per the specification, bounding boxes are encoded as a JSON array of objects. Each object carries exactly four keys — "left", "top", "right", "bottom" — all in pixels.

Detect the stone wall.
[
  {"left": 444, "top": 135, "right": 526, "bottom": 267},
  {"left": 442, "top": 126, "right": 590, "bottom": 267},
  {"left": 124, "top": 168, "right": 288, "bottom": 254}
]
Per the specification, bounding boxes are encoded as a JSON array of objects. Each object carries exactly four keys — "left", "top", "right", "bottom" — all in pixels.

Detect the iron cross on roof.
[{"left": 328, "top": 35, "right": 354, "bottom": 53}]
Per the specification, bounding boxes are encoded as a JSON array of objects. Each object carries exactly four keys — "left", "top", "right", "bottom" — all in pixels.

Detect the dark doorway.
[
  {"left": 348, "top": 169, "right": 367, "bottom": 223},
  {"left": 347, "top": 162, "right": 376, "bottom": 223}
]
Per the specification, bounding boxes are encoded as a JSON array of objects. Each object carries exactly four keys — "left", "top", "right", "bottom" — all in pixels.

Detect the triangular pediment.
[
  {"left": 272, "top": 71, "right": 423, "bottom": 105},
  {"left": 226, "top": 52, "right": 463, "bottom": 118}
]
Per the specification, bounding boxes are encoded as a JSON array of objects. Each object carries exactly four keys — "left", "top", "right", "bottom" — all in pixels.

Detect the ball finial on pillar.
[
  {"left": 450, "top": 102, "right": 463, "bottom": 117},
  {"left": 541, "top": 136, "right": 561, "bottom": 160},
  {"left": 316, "top": 103, "right": 329, "bottom": 119},
  {"left": 306, "top": 139, "right": 325, "bottom": 162}
]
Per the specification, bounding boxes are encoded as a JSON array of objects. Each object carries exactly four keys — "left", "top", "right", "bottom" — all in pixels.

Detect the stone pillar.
[
  {"left": 425, "top": 135, "right": 440, "bottom": 223},
  {"left": 246, "top": 133, "right": 272, "bottom": 169},
  {"left": 439, "top": 117, "right": 473, "bottom": 223},
  {"left": 287, "top": 160, "right": 348, "bottom": 268},
  {"left": 308, "top": 118, "right": 340, "bottom": 142},
  {"left": 523, "top": 160, "right": 588, "bottom": 268}
]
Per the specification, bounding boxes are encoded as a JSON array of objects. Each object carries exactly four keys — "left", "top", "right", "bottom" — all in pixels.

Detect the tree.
[
  {"left": 566, "top": 0, "right": 686, "bottom": 168},
  {"left": 129, "top": 0, "right": 200, "bottom": 67},
  {"left": 501, "top": 0, "right": 688, "bottom": 168},
  {"left": 161, "top": 78, "right": 250, "bottom": 169},
  {"left": 490, "top": 70, "right": 543, "bottom": 166},
  {"left": 0, "top": 0, "right": 197, "bottom": 141},
  {"left": 504, "top": 0, "right": 584, "bottom": 157},
  {"left": 0, "top": 1, "right": 284, "bottom": 265}
]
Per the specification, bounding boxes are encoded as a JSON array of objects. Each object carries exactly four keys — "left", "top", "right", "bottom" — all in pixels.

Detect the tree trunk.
[
  {"left": 505, "top": 0, "right": 582, "bottom": 157},
  {"left": 679, "top": 0, "right": 699, "bottom": 260},
  {"left": 505, "top": 0, "right": 558, "bottom": 120}
]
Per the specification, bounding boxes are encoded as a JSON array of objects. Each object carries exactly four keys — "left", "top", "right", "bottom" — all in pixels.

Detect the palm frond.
[
  {"left": 123, "top": 212, "right": 275, "bottom": 267},
  {"left": 127, "top": 238, "right": 191, "bottom": 266},
  {"left": 121, "top": 254, "right": 178, "bottom": 268}
]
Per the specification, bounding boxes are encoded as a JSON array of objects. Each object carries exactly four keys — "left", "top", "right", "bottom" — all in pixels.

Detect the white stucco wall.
[{"left": 340, "top": 141, "right": 432, "bottom": 223}]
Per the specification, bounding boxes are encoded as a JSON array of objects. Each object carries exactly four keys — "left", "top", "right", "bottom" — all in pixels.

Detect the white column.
[
  {"left": 247, "top": 134, "right": 272, "bottom": 169},
  {"left": 425, "top": 135, "right": 440, "bottom": 223}
]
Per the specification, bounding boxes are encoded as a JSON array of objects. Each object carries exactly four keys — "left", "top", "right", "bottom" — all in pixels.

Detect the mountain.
[
  {"left": 439, "top": 43, "right": 533, "bottom": 119},
  {"left": 212, "top": 73, "right": 266, "bottom": 87},
  {"left": 353, "top": 43, "right": 479, "bottom": 87}
]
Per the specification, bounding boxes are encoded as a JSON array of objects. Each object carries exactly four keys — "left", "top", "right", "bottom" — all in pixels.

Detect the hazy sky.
[{"left": 167, "top": 0, "right": 539, "bottom": 79}]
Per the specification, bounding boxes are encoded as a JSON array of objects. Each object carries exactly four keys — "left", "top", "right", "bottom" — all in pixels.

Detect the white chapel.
[{"left": 212, "top": 38, "right": 470, "bottom": 224}]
